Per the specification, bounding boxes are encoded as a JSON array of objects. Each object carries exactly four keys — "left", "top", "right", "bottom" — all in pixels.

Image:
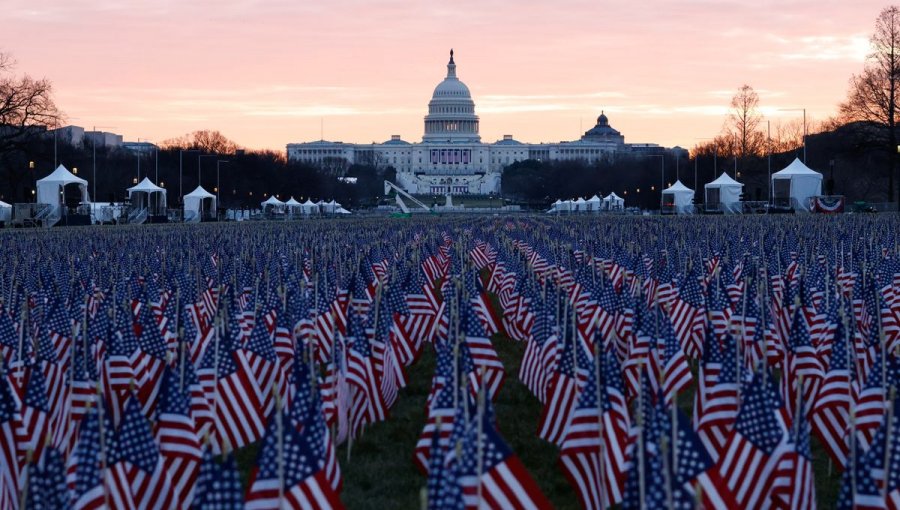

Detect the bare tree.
[
  {"left": 840, "top": 5, "right": 900, "bottom": 203},
  {"left": 161, "top": 130, "right": 240, "bottom": 154},
  {"left": 728, "top": 84, "right": 764, "bottom": 164},
  {"left": 0, "top": 53, "right": 60, "bottom": 154},
  {"left": 0, "top": 51, "right": 61, "bottom": 200}
]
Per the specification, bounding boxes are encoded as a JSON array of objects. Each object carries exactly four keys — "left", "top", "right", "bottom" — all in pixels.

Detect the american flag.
[
  {"left": 668, "top": 271, "right": 706, "bottom": 359},
  {"left": 291, "top": 359, "right": 341, "bottom": 493},
  {"left": 15, "top": 367, "right": 50, "bottom": 462},
  {"left": 425, "top": 409, "right": 448, "bottom": 509},
  {"left": 346, "top": 312, "right": 387, "bottom": 438},
  {"left": 245, "top": 408, "right": 344, "bottom": 510},
  {"left": 461, "top": 306, "right": 505, "bottom": 402},
  {"left": 106, "top": 396, "right": 177, "bottom": 509},
  {"left": 0, "top": 374, "right": 20, "bottom": 510},
  {"left": 451, "top": 411, "right": 551, "bottom": 510},
  {"left": 24, "top": 446, "right": 68, "bottom": 509},
  {"left": 558, "top": 356, "right": 628, "bottom": 508},
  {"left": 854, "top": 355, "right": 886, "bottom": 451},
  {"left": 538, "top": 324, "right": 582, "bottom": 445},
  {"left": 695, "top": 333, "right": 739, "bottom": 461},
  {"left": 156, "top": 365, "right": 201, "bottom": 508},
  {"left": 192, "top": 447, "right": 245, "bottom": 509},
  {"left": 661, "top": 315, "right": 693, "bottom": 407},
  {"left": 811, "top": 320, "right": 852, "bottom": 469},
  {"left": 197, "top": 333, "right": 266, "bottom": 453},
  {"left": 414, "top": 384, "right": 458, "bottom": 474},
  {"left": 671, "top": 406, "right": 737, "bottom": 509},
  {"left": 715, "top": 371, "right": 789, "bottom": 510},
  {"left": 835, "top": 443, "right": 885, "bottom": 510}
]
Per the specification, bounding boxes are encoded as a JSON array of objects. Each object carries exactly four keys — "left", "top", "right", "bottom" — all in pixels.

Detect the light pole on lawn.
[
  {"left": 216, "top": 160, "right": 229, "bottom": 206},
  {"left": 198, "top": 154, "right": 218, "bottom": 189},
  {"left": 178, "top": 149, "right": 200, "bottom": 205},
  {"left": 647, "top": 154, "right": 664, "bottom": 211},
  {"left": 90, "top": 126, "right": 117, "bottom": 203},
  {"left": 779, "top": 107, "right": 807, "bottom": 163}
]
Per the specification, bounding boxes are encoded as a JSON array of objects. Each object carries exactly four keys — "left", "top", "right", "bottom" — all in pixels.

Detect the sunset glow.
[{"left": 1, "top": 0, "right": 884, "bottom": 150}]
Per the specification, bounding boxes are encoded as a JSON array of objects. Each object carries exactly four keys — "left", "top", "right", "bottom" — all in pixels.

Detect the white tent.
[
  {"left": 574, "top": 197, "right": 587, "bottom": 211},
  {"left": 36, "top": 164, "right": 90, "bottom": 211},
  {"left": 0, "top": 200, "right": 11, "bottom": 223},
  {"left": 183, "top": 185, "right": 216, "bottom": 223},
  {"left": 771, "top": 158, "right": 823, "bottom": 211},
  {"left": 127, "top": 177, "right": 167, "bottom": 214},
  {"left": 603, "top": 192, "right": 624, "bottom": 211},
  {"left": 547, "top": 199, "right": 564, "bottom": 213},
  {"left": 301, "top": 198, "right": 319, "bottom": 215},
  {"left": 261, "top": 195, "right": 285, "bottom": 214},
  {"left": 662, "top": 180, "right": 694, "bottom": 214},
  {"left": 322, "top": 199, "right": 339, "bottom": 214},
  {"left": 585, "top": 195, "right": 602, "bottom": 212},
  {"left": 335, "top": 207, "right": 351, "bottom": 215},
  {"left": 704, "top": 172, "right": 743, "bottom": 213}
]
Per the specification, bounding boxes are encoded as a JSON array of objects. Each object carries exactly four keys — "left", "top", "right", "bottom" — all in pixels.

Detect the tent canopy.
[
  {"left": 0, "top": 200, "right": 10, "bottom": 222},
  {"left": 771, "top": 158, "right": 823, "bottom": 211},
  {"left": 285, "top": 197, "right": 302, "bottom": 206},
  {"left": 127, "top": 177, "right": 167, "bottom": 211},
  {"left": 183, "top": 185, "right": 216, "bottom": 222},
  {"left": 36, "top": 164, "right": 90, "bottom": 207},
  {"left": 127, "top": 177, "right": 164, "bottom": 194},
  {"left": 704, "top": 172, "right": 743, "bottom": 213},
  {"left": 662, "top": 179, "right": 694, "bottom": 214},
  {"left": 261, "top": 195, "right": 285, "bottom": 207}
]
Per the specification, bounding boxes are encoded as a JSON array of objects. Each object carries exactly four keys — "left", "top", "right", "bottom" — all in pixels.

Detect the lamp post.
[
  {"left": 91, "top": 125, "right": 116, "bottom": 203},
  {"left": 29, "top": 161, "right": 35, "bottom": 202},
  {"left": 767, "top": 120, "right": 772, "bottom": 204},
  {"left": 179, "top": 149, "right": 200, "bottom": 204},
  {"left": 198, "top": 154, "right": 218, "bottom": 190},
  {"left": 216, "top": 160, "right": 229, "bottom": 206},
  {"left": 647, "top": 154, "right": 664, "bottom": 211},
  {"left": 779, "top": 107, "right": 807, "bottom": 163}
]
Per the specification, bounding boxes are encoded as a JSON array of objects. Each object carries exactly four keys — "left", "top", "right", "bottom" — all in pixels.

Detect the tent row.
[
  {"left": 547, "top": 193, "right": 625, "bottom": 213},
  {"left": 260, "top": 195, "right": 350, "bottom": 215}
]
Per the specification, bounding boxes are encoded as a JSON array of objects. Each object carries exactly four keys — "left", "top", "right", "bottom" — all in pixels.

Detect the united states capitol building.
[{"left": 286, "top": 50, "right": 683, "bottom": 195}]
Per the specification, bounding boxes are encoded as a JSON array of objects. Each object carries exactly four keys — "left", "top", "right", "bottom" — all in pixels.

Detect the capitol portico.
[{"left": 287, "top": 50, "right": 682, "bottom": 195}]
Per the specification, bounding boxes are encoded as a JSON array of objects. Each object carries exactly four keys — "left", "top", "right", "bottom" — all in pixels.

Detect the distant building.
[
  {"left": 287, "top": 50, "right": 686, "bottom": 195},
  {"left": 122, "top": 141, "right": 159, "bottom": 154},
  {"left": 50, "top": 126, "right": 85, "bottom": 148},
  {"left": 84, "top": 130, "right": 123, "bottom": 148}
]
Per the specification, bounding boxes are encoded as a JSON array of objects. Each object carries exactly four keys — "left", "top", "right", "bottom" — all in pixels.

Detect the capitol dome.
[
  {"left": 423, "top": 49, "right": 481, "bottom": 143},
  {"left": 582, "top": 110, "right": 623, "bottom": 143}
]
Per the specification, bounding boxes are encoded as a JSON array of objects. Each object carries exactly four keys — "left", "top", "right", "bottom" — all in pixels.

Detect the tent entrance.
[
  {"left": 661, "top": 192, "right": 676, "bottom": 214},
  {"left": 706, "top": 188, "right": 720, "bottom": 211},
  {"left": 773, "top": 179, "right": 791, "bottom": 207}
]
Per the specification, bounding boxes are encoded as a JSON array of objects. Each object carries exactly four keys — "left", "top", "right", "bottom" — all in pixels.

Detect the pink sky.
[{"left": 0, "top": 0, "right": 883, "bottom": 151}]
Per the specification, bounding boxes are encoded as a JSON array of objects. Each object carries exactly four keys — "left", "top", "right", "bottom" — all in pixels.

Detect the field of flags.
[{"left": 0, "top": 213, "right": 899, "bottom": 509}]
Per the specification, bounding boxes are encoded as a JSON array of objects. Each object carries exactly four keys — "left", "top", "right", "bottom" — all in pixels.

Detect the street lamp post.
[
  {"left": 779, "top": 107, "right": 807, "bottom": 163},
  {"left": 29, "top": 161, "right": 35, "bottom": 202},
  {"left": 91, "top": 125, "right": 116, "bottom": 203},
  {"left": 647, "top": 154, "right": 664, "bottom": 211},
  {"left": 216, "top": 160, "right": 229, "bottom": 206},
  {"left": 179, "top": 149, "right": 200, "bottom": 205},
  {"left": 198, "top": 154, "right": 218, "bottom": 191}
]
